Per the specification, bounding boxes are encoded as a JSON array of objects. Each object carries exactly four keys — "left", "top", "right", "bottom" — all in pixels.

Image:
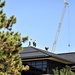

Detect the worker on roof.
[
  {"left": 29, "top": 39, "right": 32, "bottom": 46},
  {"left": 33, "top": 40, "right": 36, "bottom": 47}
]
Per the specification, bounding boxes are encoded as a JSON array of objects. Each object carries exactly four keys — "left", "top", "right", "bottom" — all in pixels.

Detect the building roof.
[
  {"left": 20, "top": 46, "right": 75, "bottom": 64},
  {"left": 20, "top": 46, "right": 55, "bottom": 59},
  {"left": 58, "top": 52, "right": 75, "bottom": 63}
]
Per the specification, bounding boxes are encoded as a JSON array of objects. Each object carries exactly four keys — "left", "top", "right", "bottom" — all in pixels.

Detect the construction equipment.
[{"left": 51, "top": 0, "right": 68, "bottom": 53}]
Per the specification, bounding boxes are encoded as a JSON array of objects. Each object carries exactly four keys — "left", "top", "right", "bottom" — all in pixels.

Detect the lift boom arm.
[{"left": 52, "top": 0, "right": 68, "bottom": 53}]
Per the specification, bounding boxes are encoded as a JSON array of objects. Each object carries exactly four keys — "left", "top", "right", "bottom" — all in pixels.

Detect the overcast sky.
[{"left": 4, "top": 0, "right": 75, "bottom": 53}]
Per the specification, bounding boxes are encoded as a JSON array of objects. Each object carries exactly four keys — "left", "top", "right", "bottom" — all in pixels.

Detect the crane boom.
[{"left": 52, "top": 0, "right": 68, "bottom": 53}]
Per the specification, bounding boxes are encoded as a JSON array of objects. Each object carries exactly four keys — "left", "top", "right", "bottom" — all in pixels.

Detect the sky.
[{"left": 3, "top": 0, "right": 75, "bottom": 53}]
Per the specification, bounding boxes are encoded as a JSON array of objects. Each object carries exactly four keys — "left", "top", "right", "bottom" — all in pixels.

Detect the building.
[{"left": 20, "top": 46, "right": 75, "bottom": 75}]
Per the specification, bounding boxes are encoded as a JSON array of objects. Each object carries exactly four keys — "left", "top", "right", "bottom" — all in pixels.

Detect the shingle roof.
[
  {"left": 20, "top": 46, "right": 75, "bottom": 64},
  {"left": 20, "top": 46, "right": 53, "bottom": 58},
  {"left": 58, "top": 52, "right": 75, "bottom": 63}
]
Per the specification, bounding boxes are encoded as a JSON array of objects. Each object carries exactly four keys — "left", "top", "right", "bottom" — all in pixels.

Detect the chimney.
[{"left": 45, "top": 46, "right": 49, "bottom": 51}]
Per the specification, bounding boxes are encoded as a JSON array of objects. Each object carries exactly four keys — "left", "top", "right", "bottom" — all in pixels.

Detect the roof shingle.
[{"left": 20, "top": 46, "right": 75, "bottom": 64}]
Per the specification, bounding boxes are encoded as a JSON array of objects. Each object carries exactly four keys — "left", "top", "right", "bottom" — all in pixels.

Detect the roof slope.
[
  {"left": 20, "top": 46, "right": 54, "bottom": 58},
  {"left": 20, "top": 46, "right": 75, "bottom": 64},
  {"left": 58, "top": 52, "right": 75, "bottom": 63}
]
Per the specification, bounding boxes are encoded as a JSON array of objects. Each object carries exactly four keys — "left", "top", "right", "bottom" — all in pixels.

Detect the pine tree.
[
  {"left": 0, "top": 0, "right": 28, "bottom": 75},
  {"left": 53, "top": 65, "right": 75, "bottom": 75}
]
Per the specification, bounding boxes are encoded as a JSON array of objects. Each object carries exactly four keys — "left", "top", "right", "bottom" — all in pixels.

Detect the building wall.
[
  {"left": 22, "top": 59, "right": 66, "bottom": 75},
  {"left": 47, "top": 60, "right": 65, "bottom": 74}
]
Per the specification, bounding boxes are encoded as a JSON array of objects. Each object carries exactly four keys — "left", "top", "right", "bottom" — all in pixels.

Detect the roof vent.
[{"left": 45, "top": 46, "right": 49, "bottom": 51}]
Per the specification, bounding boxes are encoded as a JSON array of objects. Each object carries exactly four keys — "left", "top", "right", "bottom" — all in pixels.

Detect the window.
[
  {"left": 24, "top": 60, "right": 47, "bottom": 72},
  {"left": 32, "top": 61, "right": 36, "bottom": 67}
]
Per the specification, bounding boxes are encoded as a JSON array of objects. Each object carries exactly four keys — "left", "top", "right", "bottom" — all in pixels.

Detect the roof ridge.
[
  {"left": 58, "top": 52, "right": 75, "bottom": 55},
  {"left": 29, "top": 46, "right": 52, "bottom": 56}
]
